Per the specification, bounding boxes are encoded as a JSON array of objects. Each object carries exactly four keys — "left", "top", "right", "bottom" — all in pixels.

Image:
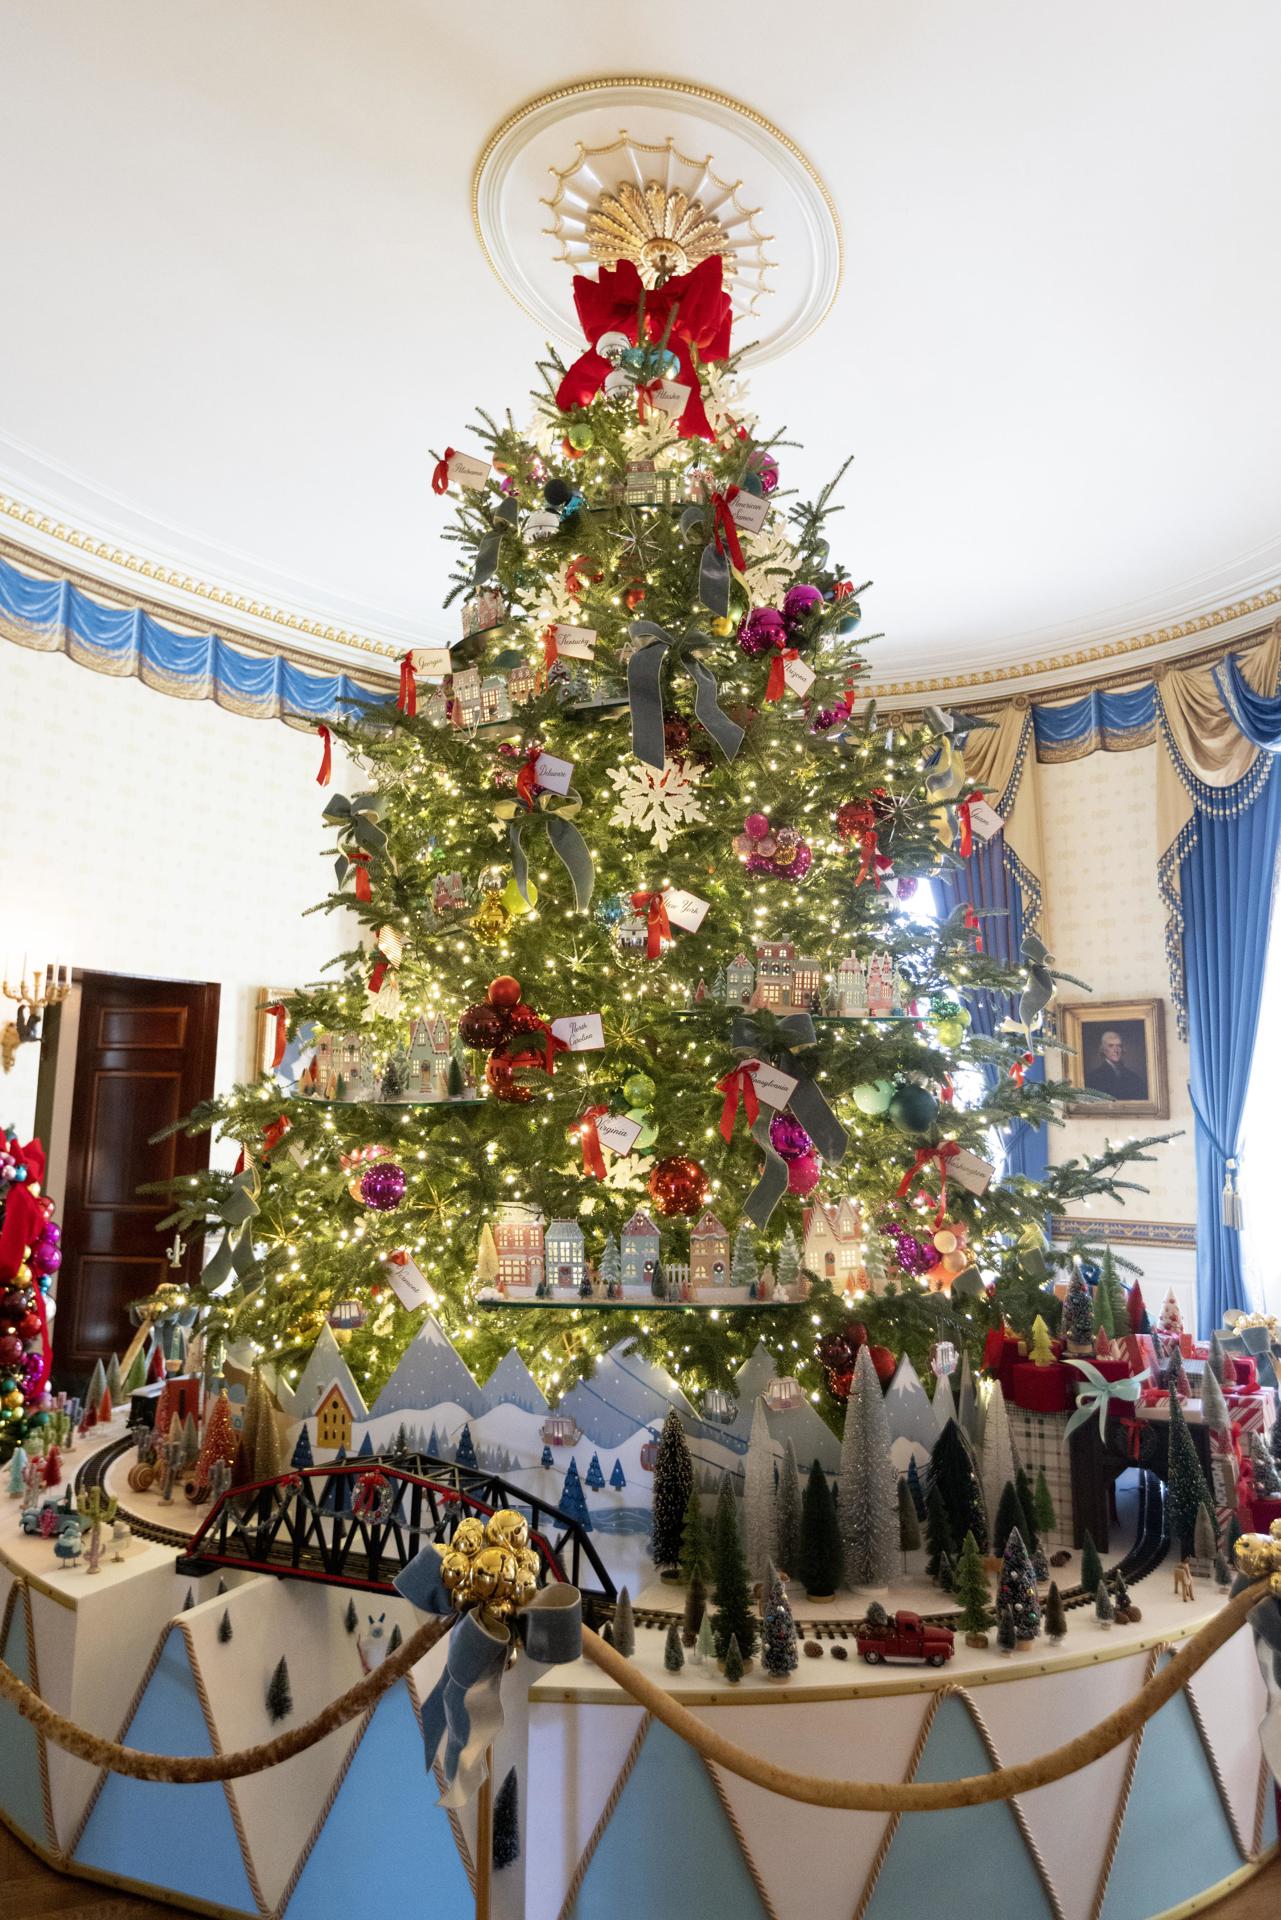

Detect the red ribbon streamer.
[
  {"left": 553, "top": 256, "right": 732, "bottom": 441},
  {"left": 431, "top": 449, "right": 457, "bottom": 495},
  {"left": 515, "top": 749, "right": 542, "bottom": 812},
  {"left": 397, "top": 651, "right": 417, "bottom": 717},
  {"left": 956, "top": 790, "right": 984, "bottom": 859},
  {"left": 266, "top": 1003, "right": 287, "bottom": 1069},
  {"left": 578, "top": 1105, "right": 609, "bottom": 1180},
  {"left": 853, "top": 830, "right": 877, "bottom": 887},
  {"left": 710, "top": 488, "right": 745, "bottom": 572},
  {"left": 542, "top": 625, "right": 559, "bottom": 670},
  {"left": 895, "top": 1139, "right": 960, "bottom": 1227},
  {"left": 635, "top": 378, "right": 663, "bottom": 422},
  {"left": 509, "top": 1020, "right": 569, "bottom": 1079},
  {"left": 350, "top": 851, "right": 372, "bottom": 903},
  {"left": 716, "top": 1062, "right": 761, "bottom": 1144},
  {"left": 565, "top": 555, "right": 600, "bottom": 600},
  {"left": 368, "top": 956, "right": 390, "bottom": 995},
  {"left": 764, "top": 644, "right": 799, "bottom": 703},
  {"left": 1011, "top": 1050, "right": 1034, "bottom": 1088},
  {"left": 963, "top": 905, "right": 983, "bottom": 953},
  {"left": 316, "top": 725, "right": 332, "bottom": 787},
  {"left": 261, "top": 1115, "right": 290, "bottom": 1156},
  {"left": 630, "top": 890, "right": 671, "bottom": 959}
]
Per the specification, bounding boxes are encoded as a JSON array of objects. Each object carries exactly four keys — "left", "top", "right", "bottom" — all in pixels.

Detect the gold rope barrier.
[{"left": 0, "top": 1580, "right": 1271, "bottom": 1804}]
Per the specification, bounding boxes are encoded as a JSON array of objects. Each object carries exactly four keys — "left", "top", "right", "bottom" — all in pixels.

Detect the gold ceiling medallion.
[{"left": 543, "top": 134, "right": 775, "bottom": 321}]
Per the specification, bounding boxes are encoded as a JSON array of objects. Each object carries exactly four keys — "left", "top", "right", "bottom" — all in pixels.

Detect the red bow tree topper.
[{"left": 555, "top": 256, "right": 733, "bottom": 442}]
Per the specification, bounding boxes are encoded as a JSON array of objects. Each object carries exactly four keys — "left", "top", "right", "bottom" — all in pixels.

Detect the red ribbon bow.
[
  {"left": 431, "top": 449, "right": 457, "bottom": 495},
  {"left": 261, "top": 1115, "right": 291, "bottom": 1156},
  {"left": 717, "top": 1061, "right": 761, "bottom": 1144},
  {"left": 542, "top": 625, "right": 559, "bottom": 670},
  {"left": 636, "top": 377, "right": 663, "bottom": 422},
  {"left": 630, "top": 890, "right": 671, "bottom": 959},
  {"left": 956, "top": 791, "right": 985, "bottom": 859},
  {"left": 266, "top": 1003, "right": 287, "bottom": 1069},
  {"left": 516, "top": 748, "right": 543, "bottom": 812},
  {"left": 764, "top": 644, "right": 800, "bottom": 703},
  {"left": 963, "top": 905, "right": 983, "bottom": 953},
  {"left": 509, "top": 1019, "right": 569, "bottom": 1079},
  {"left": 895, "top": 1139, "right": 961, "bottom": 1227},
  {"left": 350, "top": 851, "right": 372, "bottom": 903},
  {"left": 710, "top": 488, "right": 745, "bottom": 572},
  {"left": 316, "top": 724, "right": 332, "bottom": 787},
  {"left": 577, "top": 1104, "right": 610, "bottom": 1179},
  {"left": 397, "top": 651, "right": 417, "bottom": 717},
  {"left": 565, "top": 555, "right": 601, "bottom": 600},
  {"left": 553, "top": 256, "right": 733, "bottom": 441},
  {"left": 1011, "top": 1050, "right": 1034, "bottom": 1088}
]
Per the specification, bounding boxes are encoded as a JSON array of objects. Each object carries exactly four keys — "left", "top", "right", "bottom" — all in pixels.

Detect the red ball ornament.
[
  {"left": 459, "top": 1003, "right": 509, "bottom": 1050},
  {"left": 0, "top": 1336, "right": 23, "bottom": 1367},
  {"left": 646, "top": 1155, "right": 710, "bottom": 1218},
  {"left": 16, "top": 1311, "right": 41, "bottom": 1340},
  {"left": 486, "top": 1055, "right": 534, "bottom": 1104},
  {"left": 503, "top": 1003, "right": 546, "bottom": 1042},
  {"left": 487, "top": 975, "right": 523, "bottom": 1011},
  {"left": 624, "top": 584, "right": 646, "bottom": 611},
  {"left": 835, "top": 800, "right": 876, "bottom": 843}
]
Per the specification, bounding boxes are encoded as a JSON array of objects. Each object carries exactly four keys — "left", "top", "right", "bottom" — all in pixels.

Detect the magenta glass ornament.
[
  {"left": 786, "top": 1149, "right": 822, "bottom": 1196},
  {"left": 742, "top": 812, "right": 771, "bottom": 842},
  {"left": 20, "top": 1353, "right": 43, "bottom": 1394},
  {"left": 359, "top": 1163, "right": 406, "bottom": 1212},
  {"left": 769, "top": 1113, "right": 812, "bottom": 1162},
  {"left": 747, "top": 448, "right": 779, "bottom": 493},
  {"left": 737, "top": 607, "right": 787, "bottom": 659},
  {"left": 782, "top": 583, "right": 824, "bottom": 634},
  {"left": 889, "top": 1226, "right": 935, "bottom": 1276}
]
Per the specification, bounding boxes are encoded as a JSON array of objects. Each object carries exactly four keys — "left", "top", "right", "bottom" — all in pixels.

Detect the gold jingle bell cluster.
[
  {"left": 436, "top": 1510, "right": 541, "bottom": 1624},
  {"left": 1234, "top": 1518, "right": 1281, "bottom": 1594}
]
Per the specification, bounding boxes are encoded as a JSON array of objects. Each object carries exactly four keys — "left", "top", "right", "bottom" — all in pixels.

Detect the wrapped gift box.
[
  {"left": 981, "top": 1327, "right": 1024, "bottom": 1395},
  {"left": 1010, "top": 1360, "right": 1074, "bottom": 1413},
  {"left": 1241, "top": 1493, "right": 1281, "bottom": 1534}
]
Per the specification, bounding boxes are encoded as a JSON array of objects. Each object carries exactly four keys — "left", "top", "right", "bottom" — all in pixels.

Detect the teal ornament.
[
  {"left": 741, "top": 471, "right": 763, "bottom": 496},
  {"left": 621, "top": 345, "right": 679, "bottom": 379},
  {"left": 851, "top": 1079, "right": 895, "bottom": 1115},
  {"left": 888, "top": 1083, "right": 939, "bottom": 1135},
  {"left": 594, "top": 893, "right": 626, "bottom": 929}
]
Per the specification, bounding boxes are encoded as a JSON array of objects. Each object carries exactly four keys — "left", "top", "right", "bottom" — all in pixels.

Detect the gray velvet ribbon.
[
  {"left": 201, "top": 1164, "right": 261, "bottom": 1295},
  {"left": 729, "top": 1010, "right": 849, "bottom": 1226},
  {"left": 393, "top": 1548, "right": 582, "bottom": 1808},
  {"left": 626, "top": 618, "right": 744, "bottom": 771},
  {"left": 1232, "top": 1576, "right": 1281, "bottom": 1786},
  {"left": 1018, "top": 932, "right": 1056, "bottom": 1031},
  {"left": 472, "top": 496, "right": 519, "bottom": 585},
  {"left": 495, "top": 788, "right": 595, "bottom": 911},
  {"left": 322, "top": 790, "right": 388, "bottom": 889}
]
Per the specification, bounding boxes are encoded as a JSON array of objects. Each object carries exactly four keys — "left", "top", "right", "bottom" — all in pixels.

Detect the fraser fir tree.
[
  {"left": 139, "top": 257, "right": 1166, "bottom": 1415},
  {"left": 998, "top": 1529, "right": 1040, "bottom": 1641},
  {"left": 1167, "top": 1388, "right": 1215, "bottom": 1554},
  {"left": 954, "top": 1531, "right": 994, "bottom": 1643},
  {"left": 761, "top": 1566, "right": 799, "bottom": 1679},
  {"left": 774, "top": 1437, "right": 803, "bottom": 1580},
  {"left": 798, "top": 1459, "right": 843, "bottom": 1600},
  {"left": 837, "top": 1345, "right": 898, "bottom": 1586},
  {"left": 711, "top": 1476, "right": 757, "bottom": 1660},
  {"left": 650, "top": 1411, "right": 693, "bottom": 1574}
]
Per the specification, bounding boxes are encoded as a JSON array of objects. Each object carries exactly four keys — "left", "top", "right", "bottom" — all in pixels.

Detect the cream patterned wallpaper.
[
  {"left": 0, "top": 643, "right": 354, "bottom": 1167},
  {"left": 1037, "top": 743, "right": 1196, "bottom": 1227}
]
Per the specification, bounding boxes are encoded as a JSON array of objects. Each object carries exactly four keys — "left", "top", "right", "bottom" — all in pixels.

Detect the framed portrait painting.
[{"left": 1058, "top": 999, "right": 1168, "bottom": 1119}]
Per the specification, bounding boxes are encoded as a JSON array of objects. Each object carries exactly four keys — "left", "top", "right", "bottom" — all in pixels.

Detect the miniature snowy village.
[{"left": 688, "top": 939, "right": 913, "bottom": 1016}]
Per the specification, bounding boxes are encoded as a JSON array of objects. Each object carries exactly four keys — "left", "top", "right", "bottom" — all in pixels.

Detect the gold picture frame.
[{"left": 1058, "top": 999, "right": 1169, "bottom": 1119}]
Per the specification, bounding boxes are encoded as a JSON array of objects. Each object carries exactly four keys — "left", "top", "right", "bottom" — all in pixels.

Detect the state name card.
[
  {"left": 663, "top": 887, "right": 709, "bottom": 932},
  {"left": 966, "top": 799, "right": 1004, "bottom": 841},
  {"left": 729, "top": 490, "right": 770, "bottom": 534},
  {"left": 948, "top": 1147, "right": 995, "bottom": 1195},
  {"left": 553, "top": 624, "right": 596, "bottom": 661},
  {"left": 783, "top": 655, "right": 817, "bottom": 696},
  {"left": 387, "top": 1255, "right": 433, "bottom": 1311},
  {"left": 534, "top": 753, "right": 574, "bottom": 795},
  {"left": 752, "top": 1062, "right": 799, "bottom": 1109},
  {"left": 649, "top": 378, "right": 691, "bottom": 419},
  {"left": 411, "top": 646, "right": 454, "bottom": 677},
  {"left": 551, "top": 1012, "right": 604, "bottom": 1051},
  {"left": 596, "top": 1114, "right": 642, "bottom": 1156},
  {"left": 443, "top": 451, "right": 490, "bottom": 490}
]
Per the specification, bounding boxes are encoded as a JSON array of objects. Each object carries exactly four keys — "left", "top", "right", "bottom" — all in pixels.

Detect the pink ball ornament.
[
  {"left": 786, "top": 1149, "right": 822, "bottom": 1196},
  {"left": 743, "top": 812, "right": 771, "bottom": 843},
  {"left": 737, "top": 607, "right": 787, "bottom": 659},
  {"left": 887, "top": 1225, "right": 935, "bottom": 1277},
  {"left": 359, "top": 1163, "right": 407, "bottom": 1212},
  {"left": 769, "top": 1113, "right": 812, "bottom": 1162},
  {"left": 782, "top": 583, "right": 824, "bottom": 636},
  {"left": 746, "top": 448, "right": 779, "bottom": 494}
]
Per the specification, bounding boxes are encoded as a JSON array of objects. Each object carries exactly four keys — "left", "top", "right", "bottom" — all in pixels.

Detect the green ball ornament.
[
  {"left": 568, "top": 421, "right": 594, "bottom": 451},
  {"left": 501, "top": 875, "right": 538, "bottom": 917},
  {"left": 29, "top": 1409, "right": 49, "bottom": 1426},
  {"left": 622, "top": 1071, "right": 655, "bottom": 1109},
  {"left": 851, "top": 1079, "right": 894, "bottom": 1116},
  {"left": 888, "top": 1083, "right": 939, "bottom": 1135},
  {"left": 934, "top": 1018, "right": 967, "bottom": 1048},
  {"left": 626, "top": 1108, "right": 659, "bottom": 1150}
]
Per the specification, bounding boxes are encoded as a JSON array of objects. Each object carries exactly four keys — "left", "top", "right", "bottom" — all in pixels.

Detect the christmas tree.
[
  {"left": 218, "top": 1609, "right": 233, "bottom": 1644},
  {"left": 1100, "top": 1247, "right": 1128, "bottom": 1329},
  {"left": 798, "top": 1459, "right": 843, "bottom": 1600},
  {"left": 1043, "top": 1581, "right": 1067, "bottom": 1641},
  {"left": 1167, "top": 1388, "right": 1215, "bottom": 1554},
  {"left": 609, "top": 1457, "right": 626, "bottom": 1490},
  {"left": 455, "top": 1423, "right": 478, "bottom": 1468},
  {"left": 559, "top": 1457, "right": 592, "bottom": 1531},
  {"left": 996, "top": 1607, "right": 1018, "bottom": 1654},
  {"left": 1159, "top": 1289, "right": 1184, "bottom": 1336},
  {"left": 1032, "top": 1468, "right": 1057, "bottom": 1537},
  {"left": 711, "top": 1476, "right": 758, "bottom": 1660},
  {"left": 1091, "top": 1275, "right": 1115, "bottom": 1338},
  {"left": 837, "top": 1345, "right": 898, "bottom": 1586},
  {"left": 924, "top": 1484, "right": 957, "bottom": 1581},
  {"left": 1080, "top": 1531, "right": 1104, "bottom": 1596},
  {"left": 1094, "top": 1582, "right": 1115, "bottom": 1627},
  {"left": 730, "top": 1220, "right": 759, "bottom": 1292},
  {"left": 761, "top": 1566, "right": 799, "bottom": 1678},
  {"left": 1014, "top": 1466, "right": 1039, "bottom": 1547},
  {"left": 266, "top": 1657, "right": 293, "bottom": 1722},
  {"left": 679, "top": 1485, "right": 710, "bottom": 1584},
  {"left": 993, "top": 1482, "right": 1025, "bottom": 1555},
  {"left": 683, "top": 1566, "right": 707, "bottom": 1648},
  {"left": 612, "top": 1586, "right": 635, "bottom": 1658},
  {"left": 743, "top": 1398, "right": 777, "bottom": 1589},
  {"left": 897, "top": 1476, "right": 921, "bottom": 1569},
  {"left": 492, "top": 1767, "right": 520, "bottom": 1871},
  {"left": 650, "top": 1410, "right": 693, "bottom": 1573},
  {"left": 930, "top": 1420, "right": 988, "bottom": 1553},
  {"left": 1028, "top": 1315, "right": 1055, "bottom": 1365},
  {"left": 1061, "top": 1272, "right": 1094, "bottom": 1352},
  {"left": 343, "top": 1598, "right": 358, "bottom": 1633},
  {"left": 194, "top": 1391, "right": 237, "bottom": 1496},
  {"left": 774, "top": 1437, "right": 803, "bottom": 1580},
  {"left": 954, "top": 1530, "right": 994, "bottom": 1642},
  {"left": 137, "top": 253, "right": 1161, "bottom": 1414},
  {"left": 584, "top": 1452, "right": 606, "bottom": 1492},
  {"left": 906, "top": 1457, "right": 926, "bottom": 1520},
  {"left": 980, "top": 1381, "right": 1015, "bottom": 1535},
  {"left": 665, "top": 1622, "right": 685, "bottom": 1672},
  {"left": 998, "top": 1529, "right": 1041, "bottom": 1641}
]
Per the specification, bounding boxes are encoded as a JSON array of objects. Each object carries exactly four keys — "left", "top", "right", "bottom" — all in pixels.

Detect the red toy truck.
[{"left": 856, "top": 1609, "right": 955, "bottom": 1667}]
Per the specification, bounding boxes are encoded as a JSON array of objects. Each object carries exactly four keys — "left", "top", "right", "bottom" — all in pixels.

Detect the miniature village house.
[
  {"left": 802, "top": 1198, "right": 866, "bottom": 1289},
  {"left": 621, "top": 1210, "right": 662, "bottom": 1289},
  {"left": 494, "top": 1203, "right": 546, "bottom": 1290},
  {"left": 545, "top": 1218, "right": 587, "bottom": 1290},
  {"left": 314, "top": 1380, "right": 355, "bottom": 1453},
  {"left": 690, "top": 1211, "right": 731, "bottom": 1288}
]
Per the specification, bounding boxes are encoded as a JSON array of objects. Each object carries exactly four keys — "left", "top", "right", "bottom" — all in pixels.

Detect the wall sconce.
[{"left": 1, "top": 960, "right": 71, "bottom": 1072}]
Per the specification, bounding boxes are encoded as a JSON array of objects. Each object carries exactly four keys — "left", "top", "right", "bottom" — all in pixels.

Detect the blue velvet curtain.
[
  {"left": 1180, "top": 759, "right": 1281, "bottom": 1328},
  {"left": 1213, "top": 653, "right": 1281, "bottom": 751},
  {"left": 935, "top": 838, "right": 1049, "bottom": 1181},
  {"left": 1032, "top": 684, "right": 1157, "bottom": 760}
]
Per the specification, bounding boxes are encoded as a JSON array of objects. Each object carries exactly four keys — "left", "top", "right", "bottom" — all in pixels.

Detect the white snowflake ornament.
[
  {"left": 607, "top": 757, "right": 706, "bottom": 851},
  {"left": 603, "top": 1151, "right": 655, "bottom": 1194}
]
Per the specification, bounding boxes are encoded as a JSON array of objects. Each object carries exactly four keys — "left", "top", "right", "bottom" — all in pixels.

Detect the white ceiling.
[{"left": 3, "top": 2, "right": 1281, "bottom": 683}]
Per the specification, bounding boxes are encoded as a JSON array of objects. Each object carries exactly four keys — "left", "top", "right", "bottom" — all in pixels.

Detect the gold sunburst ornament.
[{"left": 586, "top": 180, "right": 729, "bottom": 286}]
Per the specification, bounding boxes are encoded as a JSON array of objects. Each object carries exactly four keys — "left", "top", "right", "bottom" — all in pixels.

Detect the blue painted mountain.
[
  {"left": 554, "top": 1342, "right": 703, "bottom": 1450},
  {"left": 368, "top": 1317, "right": 486, "bottom": 1421},
  {"left": 731, "top": 1342, "right": 840, "bottom": 1473},
  {"left": 288, "top": 1325, "right": 368, "bottom": 1421},
  {"left": 481, "top": 1347, "right": 550, "bottom": 1415}
]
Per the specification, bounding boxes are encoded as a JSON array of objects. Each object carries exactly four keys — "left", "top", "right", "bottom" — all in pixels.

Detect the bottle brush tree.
[
  {"left": 664, "top": 1622, "right": 685, "bottom": 1673},
  {"left": 492, "top": 1767, "right": 520, "bottom": 1870},
  {"left": 761, "top": 1565, "right": 799, "bottom": 1680},
  {"left": 266, "top": 1657, "right": 293, "bottom": 1722},
  {"left": 929, "top": 1420, "right": 987, "bottom": 1555},
  {"left": 1043, "top": 1582, "right": 1067, "bottom": 1641},
  {"left": 1167, "top": 1388, "right": 1215, "bottom": 1555},
  {"left": 682, "top": 1565, "right": 707, "bottom": 1648},
  {"left": 897, "top": 1475, "right": 921, "bottom": 1569},
  {"left": 1032, "top": 1467, "right": 1057, "bottom": 1537},
  {"left": 953, "top": 1530, "right": 994, "bottom": 1643},
  {"left": 1095, "top": 1582, "right": 1115, "bottom": 1627},
  {"left": 711, "top": 1476, "right": 758, "bottom": 1660},
  {"left": 773, "top": 1437, "right": 803, "bottom": 1582},
  {"left": 612, "top": 1586, "right": 635, "bottom": 1659},
  {"left": 997, "top": 1529, "right": 1040, "bottom": 1642},
  {"left": 723, "top": 1634, "right": 745, "bottom": 1684},
  {"left": 1080, "top": 1530, "right": 1104, "bottom": 1597},
  {"left": 797, "top": 1459, "right": 843, "bottom": 1601},
  {"left": 650, "top": 1410, "right": 693, "bottom": 1575},
  {"left": 924, "top": 1484, "right": 957, "bottom": 1582}
]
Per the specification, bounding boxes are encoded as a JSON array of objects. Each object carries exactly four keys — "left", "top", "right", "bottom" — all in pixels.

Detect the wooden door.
[{"left": 55, "top": 972, "right": 219, "bottom": 1382}]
